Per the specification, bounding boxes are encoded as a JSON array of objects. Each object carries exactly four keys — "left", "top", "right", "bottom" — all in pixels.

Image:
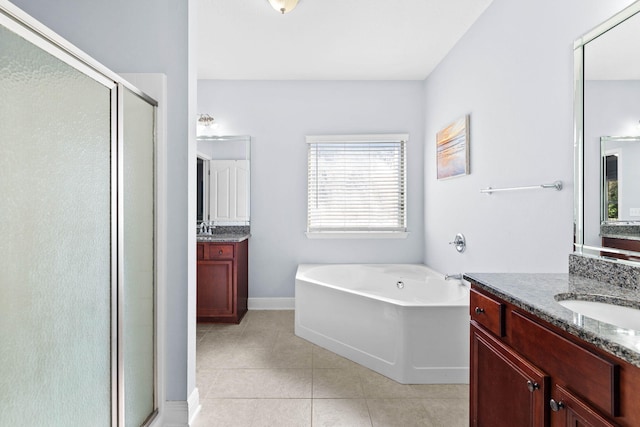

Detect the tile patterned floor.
[{"left": 194, "top": 310, "right": 469, "bottom": 427}]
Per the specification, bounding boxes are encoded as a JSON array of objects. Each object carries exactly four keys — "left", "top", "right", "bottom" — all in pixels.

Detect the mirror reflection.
[
  {"left": 600, "top": 136, "right": 640, "bottom": 224},
  {"left": 196, "top": 135, "right": 251, "bottom": 227},
  {"left": 576, "top": 3, "right": 640, "bottom": 262}
]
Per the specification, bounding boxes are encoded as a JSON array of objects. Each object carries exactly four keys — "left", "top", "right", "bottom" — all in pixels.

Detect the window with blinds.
[{"left": 306, "top": 134, "right": 407, "bottom": 234}]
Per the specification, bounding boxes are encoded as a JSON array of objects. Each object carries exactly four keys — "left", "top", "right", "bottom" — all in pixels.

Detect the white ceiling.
[{"left": 197, "top": 0, "right": 494, "bottom": 80}]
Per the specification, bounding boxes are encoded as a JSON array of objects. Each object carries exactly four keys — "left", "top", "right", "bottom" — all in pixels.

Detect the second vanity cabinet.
[
  {"left": 601, "top": 237, "right": 640, "bottom": 262},
  {"left": 197, "top": 240, "right": 248, "bottom": 323},
  {"left": 469, "top": 283, "right": 640, "bottom": 427}
]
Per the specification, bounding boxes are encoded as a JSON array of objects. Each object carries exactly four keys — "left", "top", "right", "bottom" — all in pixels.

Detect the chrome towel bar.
[{"left": 480, "top": 180, "right": 563, "bottom": 194}]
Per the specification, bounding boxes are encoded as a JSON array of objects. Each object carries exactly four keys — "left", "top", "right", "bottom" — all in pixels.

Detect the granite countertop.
[
  {"left": 197, "top": 233, "right": 250, "bottom": 242},
  {"left": 600, "top": 223, "right": 640, "bottom": 241},
  {"left": 463, "top": 272, "right": 640, "bottom": 368},
  {"left": 197, "top": 225, "right": 250, "bottom": 242}
]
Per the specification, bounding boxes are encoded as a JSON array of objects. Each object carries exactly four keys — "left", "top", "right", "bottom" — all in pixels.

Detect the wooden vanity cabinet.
[
  {"left": 469, "top": 283, "right": 640, "bottom": 427},
  {"left": 471, "top": 324, "right": 549, "bottom": 427},
  {"left": 197, "top": 240, "right": 248, "bottom": 323}
]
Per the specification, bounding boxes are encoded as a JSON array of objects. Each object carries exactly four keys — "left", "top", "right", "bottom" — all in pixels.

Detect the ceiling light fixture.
[{"left": 268, "top": 0, "right": 299, "bottom": 14}]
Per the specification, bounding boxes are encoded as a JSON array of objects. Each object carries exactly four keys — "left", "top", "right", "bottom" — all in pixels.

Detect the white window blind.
[{"left": 306, "top": 134, "right": 407, "bottom": 233}]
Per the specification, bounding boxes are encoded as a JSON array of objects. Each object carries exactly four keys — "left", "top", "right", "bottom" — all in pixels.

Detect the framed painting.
[{"left": 436, "top": 115, "right": 470, "bottom": 180}]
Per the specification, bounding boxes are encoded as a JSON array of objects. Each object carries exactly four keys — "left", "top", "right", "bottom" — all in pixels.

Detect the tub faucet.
[{"left": 444, "top": 273, "right": 462, "bottom": 281}]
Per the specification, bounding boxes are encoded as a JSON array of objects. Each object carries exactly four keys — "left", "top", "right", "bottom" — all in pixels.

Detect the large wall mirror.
[
  {"left": 575, "top": 1, "right": 640, "bottom": 263},
  {"left": 196, "top": 135, "right": 251, "bottom": 226}
]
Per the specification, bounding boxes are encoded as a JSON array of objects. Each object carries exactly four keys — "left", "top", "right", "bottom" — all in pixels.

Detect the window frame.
[{"left": 305, "top": 133, "right": 409, "bottom": 239}]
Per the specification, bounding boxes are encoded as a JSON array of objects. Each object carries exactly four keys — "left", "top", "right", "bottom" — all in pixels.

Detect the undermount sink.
[{"left": 557, "top": 299, "right": 640, "bottom": 331}]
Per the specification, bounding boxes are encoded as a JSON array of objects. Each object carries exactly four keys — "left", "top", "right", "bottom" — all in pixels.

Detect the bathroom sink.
[{"left": 557, "top": 299, "right": 640, "bottom": 331}]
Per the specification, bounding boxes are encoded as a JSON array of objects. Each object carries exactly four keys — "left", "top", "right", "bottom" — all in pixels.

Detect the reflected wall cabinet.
[{"left": 209, "top": 160, "right": 250, "bottom": 223}]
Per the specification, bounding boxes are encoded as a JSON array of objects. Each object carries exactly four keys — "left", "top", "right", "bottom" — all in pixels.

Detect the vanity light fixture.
[
  {"left": 198, "top": 114, "right": 215, "bottom": 127},
  {"left": 268, "top": 0, "right": 299, "bottom": 14},
  {"left": 197, "top": 113, "right": 219, "bottom": 137}
]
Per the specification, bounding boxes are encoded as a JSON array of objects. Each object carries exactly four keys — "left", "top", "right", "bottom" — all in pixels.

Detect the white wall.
[
  {"left": 9, "top": 0, "right": 192, "bottom": 402},
  {"left": 422, "top": 0, "right": 635, "bottom": 274},
  {"left": 198, "top": 80, "right": 425, "bottom": 298}
]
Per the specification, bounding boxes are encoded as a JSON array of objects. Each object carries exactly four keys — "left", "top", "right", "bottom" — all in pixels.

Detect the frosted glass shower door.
[
  {"left": 122, "top": 87, "right": 156, "bottom": 426},
  {"left": 0, "top": 20, "right": 112, "bottom": 427}
]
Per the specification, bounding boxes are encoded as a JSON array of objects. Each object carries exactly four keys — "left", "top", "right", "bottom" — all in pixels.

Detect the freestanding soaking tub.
[{"left": 295, "top": 264, "right": 470, "bottom": 384}]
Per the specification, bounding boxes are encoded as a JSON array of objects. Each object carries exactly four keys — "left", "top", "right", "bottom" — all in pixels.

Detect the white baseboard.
[
  {"left": 188, "top": 387, "right": 201, "bottom": 425},
  {"left": 248, "top": 298, "right": 295, "bottom": 310},
  {"left": 162, "top": 400, "right": 187, "bottom": 427},
  {"left": 161, "top": 387, "right": 200, "bottom": 427}
]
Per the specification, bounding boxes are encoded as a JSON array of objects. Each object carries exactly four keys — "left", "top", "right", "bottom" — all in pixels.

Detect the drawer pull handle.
[
  {"left": 549, "top": 399, "right": 565, "bottom": 412},
  {"left": 474, "top": 307, "right": 485, "bottom": 315},
  {"left": 526, "top": 381, "right": 539, "bottom": 392},
  {"left": 218, "top": 250, "right": 223, "bottom": 255}
]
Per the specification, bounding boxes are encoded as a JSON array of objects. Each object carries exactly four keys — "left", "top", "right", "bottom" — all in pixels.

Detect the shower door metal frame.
[
  {"left": 0, "top": 2, "right": 159, "bottom": 426},
  {"left": 116, "top": 82, "right": 160, "bottom": 427}
]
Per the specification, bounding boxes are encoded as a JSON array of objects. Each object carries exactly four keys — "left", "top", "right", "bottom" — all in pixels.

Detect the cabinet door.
[
  {"left": 197, "top": 260, "right": 234, "bottom": 317},
  {"left": 209, "top": 160, "right": 250, "bottom": 222},
  {"left": 550, "top": 384, "right": 617, "bottom": 427},
  {"left": 471, "top": 324, "right": 549, "bottom": 427}
]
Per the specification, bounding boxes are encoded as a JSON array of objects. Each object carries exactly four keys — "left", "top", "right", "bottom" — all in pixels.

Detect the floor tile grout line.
[
  {"left": 196, "top": 310, "right": 468, "bottom": 426},
  {"left": 363, "top": 398, "right": 375, "bottom": 427}
]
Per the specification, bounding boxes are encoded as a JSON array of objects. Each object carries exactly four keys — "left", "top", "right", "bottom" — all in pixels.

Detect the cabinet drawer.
[
  {"left": 509, "top": 310, "right": 619, "bottom": 417},
  {"left": 470, "top": 288, "right": 505, "bottom": 337},
  {"left": 207, "top": 244, "right": 234, "bottom": 259},
  {"left": 197, "top": 243, "right": 205, "bottom": 260}
]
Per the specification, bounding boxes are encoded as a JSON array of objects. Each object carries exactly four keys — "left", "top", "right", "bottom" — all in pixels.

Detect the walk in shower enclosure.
[{"left": 0, "top": 2, "right": 157, "bottom": 426}]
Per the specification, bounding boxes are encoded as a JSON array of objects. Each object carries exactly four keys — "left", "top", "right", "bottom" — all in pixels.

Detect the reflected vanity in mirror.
[
  {"left": 196, "top": 135, "right": 251, "bottom": 227},
  {"left": 600, "top": 136, "right": 640, "bottom": 260},
  {"left": 600, "top": 136, "right": 640, "bottom": 224},
  {"left": 574, "top": 1, "right": 640, "bottom": 262},
  {"left": 196, "top": 135, "right": 251, "bottom": 324}
]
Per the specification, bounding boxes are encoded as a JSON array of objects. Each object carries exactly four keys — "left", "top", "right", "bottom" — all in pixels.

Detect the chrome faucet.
[
  {"left": 198, "top": 220, "right": 216, "bottom": 235},
  {"left": 444, "top": 273, "right": 462, "bottom": 281}
]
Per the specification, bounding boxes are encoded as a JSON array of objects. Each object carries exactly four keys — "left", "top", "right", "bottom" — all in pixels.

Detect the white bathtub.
[{"left": 294, "top": 264, "right": 470, "bottom": 384}]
